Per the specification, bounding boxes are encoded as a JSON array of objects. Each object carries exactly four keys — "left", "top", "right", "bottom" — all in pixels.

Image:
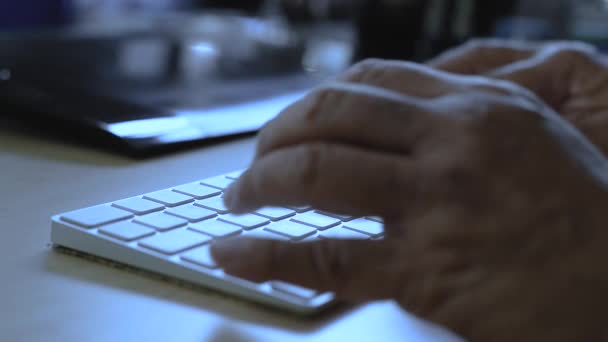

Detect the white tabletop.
[{"left": 0, "top": 128, "right": 461, "bottom": 342}]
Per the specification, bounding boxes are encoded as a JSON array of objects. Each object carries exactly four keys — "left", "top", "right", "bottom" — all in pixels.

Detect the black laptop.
[{"left": 0, "top": 15, "right": 319, "bottom": 157}]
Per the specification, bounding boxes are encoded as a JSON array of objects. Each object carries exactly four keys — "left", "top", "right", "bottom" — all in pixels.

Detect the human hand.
[
  {"left": 429, "top": 40, "right": 608, "bottom": 155},
  {"left": 212, "top": 60, "right": 608, "bottom": 341}
]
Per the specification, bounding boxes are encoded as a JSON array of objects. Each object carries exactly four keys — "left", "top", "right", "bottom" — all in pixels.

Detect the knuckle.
[
  {"left": 472, "top": 78, "right": 540, "bottom": 105},
  {"left": 346, "top": 58, "right": 388, "bottom": 82},
  {"left": 305, "top": 86, "right": 340, "bottom": 123},
  {"left": 462, "top": 38, "right": 498, "bottom": 54},
  {"left": 547, "top": 40, "right": 596, "bottom": 53},
  {"left": 461, "top": 38, "right": 528, "bottom": 59},
  {"left": 353, "top": 58, "right": 386, "bottom": 73},
  {"left": 555, "top": 48, "right": 592, "bottom": 62},
  {"left": 544, "top": 42, "right": 597, "bottom": 65}
]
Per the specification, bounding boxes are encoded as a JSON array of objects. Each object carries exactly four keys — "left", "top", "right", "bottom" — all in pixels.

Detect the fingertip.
[
  {"left": 211, "top": 239, "right": 268, "bottom": 281},
  {"left": 222, "top": 184, "right": 239, "bottom": 211},
  {"left": 211, "top": 238, "right": 256, "bottom": 261},
  {"left": 224, "top": 168, "right": 263, "bottom": 214},
  {"left": 210, "top": 238, "right": 237, "bottom": 264},
  {"left": 223, "top": 181, "right": 253, "bottom": 214}
]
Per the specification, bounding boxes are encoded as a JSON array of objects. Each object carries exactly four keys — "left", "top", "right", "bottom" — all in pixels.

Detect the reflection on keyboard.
[{"left": 50, "top": 170, "right": 384, "bottom": 314}]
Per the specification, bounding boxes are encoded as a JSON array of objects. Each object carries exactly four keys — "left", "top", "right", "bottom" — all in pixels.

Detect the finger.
[
  {"left": 224, "top": 142, "right": 419, "bottom": 218},
  {"left": 489, "top": 43, "right": 600, "bottom": 109},
  {"left": 339, "top": 58, "right": 527, "bottom": 100},
  {"left": 211, "top": 238, "right": 402, "bottom": 301},
  {"left": 255, "top": 82, "right": 437, "bottom": 161},
  {"left": 428, "top": 39, "right": 538, "bottom": 75},
  {"left": 338, "top": 59, "right": 460, "bottom": 98}
]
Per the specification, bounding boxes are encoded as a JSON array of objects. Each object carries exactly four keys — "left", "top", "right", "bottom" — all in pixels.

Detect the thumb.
[{"left": 211, "top": 238, "right": 401, "bottom": 301}]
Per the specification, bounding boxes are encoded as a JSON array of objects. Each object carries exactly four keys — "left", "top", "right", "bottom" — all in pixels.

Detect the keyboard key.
[
  {"left": 112, "top": 197, "right": 164, "bottom": 215},
  {"left": 255, "top": 207, "right": 296, "bottom": 221},
  {"left": 225, "top": 170, "right": 245, "bottom": 180},
  {"left": 344, "top": 219, "right": 384, "bottom": 238},
  {"left": 318, "top": 227, "right": 369, "bottom": 240},
  {"left": 291, "top": 212, "right": 340, "bottom": 231},
  {"left": 271, "top": 281, "right": 317, "bottom": 300},
  {"left": 219, "top": 214, "right": 270, "bottom": 230},
  {"left": 99, "top": 221, "right": 156, "bottom": 242},
  {"left": 181, "top": 245, "right": 218, "bottom": 269},
  {"left": 189, "top": 220, "right": 242, "bottom": 239},
  {"left": 200, "top": 176, "right": 233, "bottom": 190},
  {"left": 195, "top": 197, "right": 229, "bottom": 214},
  {"left": 165, "top": 205, "right": 217, "bottom": 222},
  {"left": 285, "top": 205, "right": 312, "bottom": 213},
  {"left": 61, "top": 205, "right": 133, "bottom": 228},
  {"left": 134, "top": 212, "right": 188, "bottom": 232},
  {"left": 139, "top": 229, "right": 212, "bottom": 255},
  {"left": 366, "top": 216, "right": 383, "bottom": 223},
  {"left": 264, "top": 221, "right": 317, "bottom": 241},
  {"left": 51, "top": 169, "right": 342, "bottom": 314},
  {"left": 245, "top": 228, "right": 290, "bottom": 241},
  {"left": 173, "top": 183, "right": 221, "bottom": 199},
  {"left": 315, "top": 211, "right": 354, "bottom": 222},
  {"left": 144, "top": 190, "right": 194, "bottom": 207}
]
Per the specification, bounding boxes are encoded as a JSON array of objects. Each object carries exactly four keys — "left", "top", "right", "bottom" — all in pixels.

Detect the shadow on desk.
[{"left": 43, "top": 246, "right": 350, "bottom": 335}]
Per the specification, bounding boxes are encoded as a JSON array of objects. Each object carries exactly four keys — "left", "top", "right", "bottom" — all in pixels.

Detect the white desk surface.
[{"left": 0, "top": 128, "right": 460, "bottom": 342}]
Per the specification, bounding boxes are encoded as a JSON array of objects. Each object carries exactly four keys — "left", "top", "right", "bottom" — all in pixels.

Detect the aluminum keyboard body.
[{"left": 50, "top": 170, "right": 384, "bottom": 314}]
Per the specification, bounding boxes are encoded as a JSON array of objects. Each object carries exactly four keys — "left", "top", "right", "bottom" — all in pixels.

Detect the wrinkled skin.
[
  {"left": 430, "top": 40, "right": 608, "bottom": 155},
  {"left": 211, "top": 42, "right": 608, "bottom": 341}
]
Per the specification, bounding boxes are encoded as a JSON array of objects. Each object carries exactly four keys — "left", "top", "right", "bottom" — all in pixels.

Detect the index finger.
[
  {"left": 224, "top": 142, "right": 420, "bottom": 219},
  {"left": 254, "top": 81, "right": 434, "bottom": 162},
  {"left": 254, "top": 62, "right": 460, "bottom": 162}
]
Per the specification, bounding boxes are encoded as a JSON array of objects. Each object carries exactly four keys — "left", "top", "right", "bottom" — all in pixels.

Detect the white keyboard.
[{"left": 50, "top": 170, "right": 385, "bottom": 314}]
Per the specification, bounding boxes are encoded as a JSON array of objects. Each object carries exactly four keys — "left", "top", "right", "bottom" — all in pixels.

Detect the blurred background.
[{"left": 1, "top": 0, "right": 608, "bottom": 156}]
